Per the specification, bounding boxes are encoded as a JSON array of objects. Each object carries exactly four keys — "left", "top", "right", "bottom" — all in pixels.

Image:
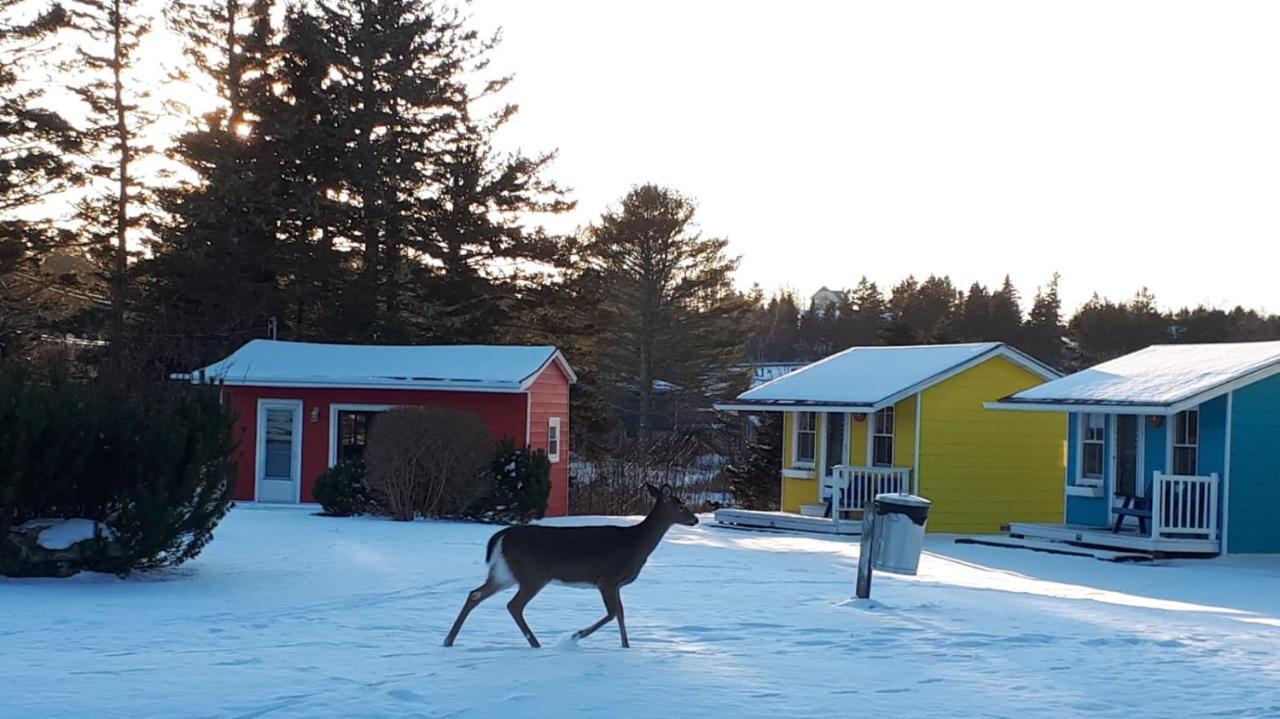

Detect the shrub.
[
  {"left": 313, "top": 458, "right": 373, "bottom": 517},
  {"left": 364, "top": 407, "right": 492, "bottom": 521},
  {"left": 0, "top": 363, "right": 235, "bottom": 577},
  {"left": 474, "top": 439, "right": 551, "bottom": 523}
]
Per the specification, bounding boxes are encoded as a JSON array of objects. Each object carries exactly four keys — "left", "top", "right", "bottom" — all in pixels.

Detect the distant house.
[
  {"left": 715, "top": 342, "right": 1063, "bottom": 534},
  {"left": 185, "top": 340, "right": 576, "bottom": 515},
  {"left": 809, "top": 286, "right": 842, "bottom": 314},
  {"left": 989, "top": 340, "right": 1280, "bottom": 555}
]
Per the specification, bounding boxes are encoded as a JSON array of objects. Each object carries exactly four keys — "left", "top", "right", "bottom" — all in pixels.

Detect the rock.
[{"left": 2, "top": 518, "right": 125, "bottom": 578}]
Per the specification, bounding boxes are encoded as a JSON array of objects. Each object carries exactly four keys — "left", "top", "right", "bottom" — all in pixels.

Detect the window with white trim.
[
  {"left": 1172, "top": 409, "right": 1198, "bottom": 475},
  {"left": 1080, "top": 413, "right": 1105, "bottom": 483},
  {"left": 548, "top": 417, "right": 562, "bottom": 462},
  {"left": 872, "top": 407, "right": 895, "bottom": 467},
  {"left": 794, "top": 412, "right": 817, "bottom": 466},
  {"left": 337, "top": 410, "right": 379, "bottom": 462}
]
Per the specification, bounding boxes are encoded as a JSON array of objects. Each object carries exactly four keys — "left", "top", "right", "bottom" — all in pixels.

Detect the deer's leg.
[
  {"left": 443, "top": 578, "right": 503, "bottom": 647},
  {"left": 572, "top": 586, "right": 620, "bottom": 642},
  {"left": 507, "top": 582, "right": 545, "bottom": 648},
  {"left": 608, "top": 588, "right": 629, "bottom": 649}
]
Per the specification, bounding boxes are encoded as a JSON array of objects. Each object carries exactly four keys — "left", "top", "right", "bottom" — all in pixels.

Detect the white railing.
[
  {"left": 823, "top": 465, "right": 912, "bottom": 517},
  {"left": 1152, "top": 471, "right": 1220, "bottom": 540}
]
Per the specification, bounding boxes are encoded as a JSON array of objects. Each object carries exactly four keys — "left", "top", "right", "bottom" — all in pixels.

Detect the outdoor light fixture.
[
  {"left": 853, "top": 413, "right": 867, "bottom": 422},
  {"left": 1147, "top": 415, "right": 1164, "bottom": 428},
  {"left": 310, "top": 407, "right": 320, "bottom": 423}
]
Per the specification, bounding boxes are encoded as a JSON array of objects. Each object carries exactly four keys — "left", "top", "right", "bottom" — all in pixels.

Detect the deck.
[
  {"left": 714, "top": 509, "right": 863, "bottom": 535},
  {"left": 1008, "top": 522, "right": 1220, "bottom": 556}
]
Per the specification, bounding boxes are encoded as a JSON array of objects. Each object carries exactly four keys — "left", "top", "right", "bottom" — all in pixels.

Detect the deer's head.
[{"left": 645, "top": 483, "right": 699, "bottom": 526}]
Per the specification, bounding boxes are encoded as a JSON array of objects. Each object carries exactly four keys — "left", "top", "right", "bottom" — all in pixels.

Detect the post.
[
  {"left": 1152, "top": 471, "right": 1164, "bottom": 539},
  {"left": 855, "top": 505, "right": 877, "bottom": 599}
]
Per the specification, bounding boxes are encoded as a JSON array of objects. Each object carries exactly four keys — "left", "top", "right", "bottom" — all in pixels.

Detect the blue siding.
[
  {"left": 1144, "top": 416, "right": 1166, "bottom": 479},
  {"left": 1228, "top": 373, "right": 1280, "bottom": 553},
  {"left": 1066, "top": 412, "right": 1111, "bottom": 526},
  {"left": 1197, "top": 395, "right": 1228, "bottom": 480}
]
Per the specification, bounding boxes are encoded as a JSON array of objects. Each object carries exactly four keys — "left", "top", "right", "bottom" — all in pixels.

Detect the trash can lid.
[
  {"left": 873, "top": 493, "right": 932, "bottom": 525},
  {"left": 874, "top": 492, "right": 931, "bottom": 508}
]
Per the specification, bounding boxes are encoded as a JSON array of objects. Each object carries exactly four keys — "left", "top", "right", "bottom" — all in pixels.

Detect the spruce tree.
[
  {"left": 846, "top": 277, "right": 887, "bottom": 346},
  {"left": 987, "top": 275, "right": 1023, "bottom": 345},
  {"left": 1024, "top": 273, "right": 1065, "bottom": 367},
  {"left": 725, "top": 412, "right": 782, "bottom": 510}
]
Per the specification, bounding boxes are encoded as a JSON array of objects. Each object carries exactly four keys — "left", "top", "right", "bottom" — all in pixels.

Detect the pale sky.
[{"left": 468, "top": 0, "right": 1280, "bottom": 314}]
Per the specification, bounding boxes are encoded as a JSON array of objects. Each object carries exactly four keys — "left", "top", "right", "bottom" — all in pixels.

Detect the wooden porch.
[
  {"left": 715, "top": 465, "right": 911, "bottom": 536},
  {"left": 1010, "top": 472, "right": 1222, "bottom": 556}
]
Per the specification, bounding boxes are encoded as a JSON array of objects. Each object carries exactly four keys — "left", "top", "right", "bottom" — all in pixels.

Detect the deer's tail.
[{"left": 485, "top": 529, "right": 516, "bottom": 588}]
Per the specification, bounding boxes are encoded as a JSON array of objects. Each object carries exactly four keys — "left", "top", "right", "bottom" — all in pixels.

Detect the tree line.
[{"left": 744, "top": 275, "right": 1280, "bottom": 371}]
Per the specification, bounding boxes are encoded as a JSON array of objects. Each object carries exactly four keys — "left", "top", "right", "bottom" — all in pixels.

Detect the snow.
[
  {"left": 5, "top": 505, "right": 1280, "bottom": 717},
  {"left": 730, "top": 342, "right": 1052, "bottom": 408},
  {"left": 1004, "top": 340, "right": 1280, "bottom": 408},
  {"left": 189, "top": 339, "right": 574, "bottom": 391},
  {"left": 18, "top": 518, "right": 114, "bottom": 550}
]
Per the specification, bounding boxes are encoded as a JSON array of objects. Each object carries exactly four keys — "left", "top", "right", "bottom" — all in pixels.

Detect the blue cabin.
[{"left": 989, "top": 341, "right": 1280, "bottom": 555}]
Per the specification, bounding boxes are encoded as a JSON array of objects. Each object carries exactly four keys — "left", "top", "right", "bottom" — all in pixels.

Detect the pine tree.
[
  {"left": 0, "top": 3, "right": 83, "bottom": 357},
  {"left": 577, "top": 184, "right": 751, "bottom": 440},
  {"left": 725, "top": 412, "right": 781, "bottom": 510},
  {"left": 65, "top": 0, "right": 155, "bottom": 362},
  {"left": 956, "top": 282, "right": 991, "bottom": 341}
]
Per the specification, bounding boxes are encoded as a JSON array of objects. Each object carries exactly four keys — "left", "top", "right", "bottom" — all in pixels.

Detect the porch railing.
[
  {"left": 824, "top": 465, "right": 912, "bottom": 517},
  {"left": 1152, "top": 471, "right": 1220, "bottom": 540}
]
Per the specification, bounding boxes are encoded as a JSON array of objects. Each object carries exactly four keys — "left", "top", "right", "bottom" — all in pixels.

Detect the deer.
[{"left": 443, "top": 483, "right": 699, "bottom": 649}]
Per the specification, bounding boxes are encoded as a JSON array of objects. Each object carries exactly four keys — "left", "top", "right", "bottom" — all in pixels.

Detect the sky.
[{"left": 466, "top": 0, "right": 1280, "bottom": 314}]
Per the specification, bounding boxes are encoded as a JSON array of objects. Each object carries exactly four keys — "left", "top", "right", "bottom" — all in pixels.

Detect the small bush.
[
  {"left": 313, "top": 458, "right": 373, "bottom": 517},
  {"left": 473, "top": 439, "right": 551, "bottom": 523},
  {"left": 364, "top": 407, "right": 492, "bottom": 521}
]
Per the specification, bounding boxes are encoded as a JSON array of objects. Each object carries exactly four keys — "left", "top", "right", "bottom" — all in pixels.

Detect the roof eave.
[{"left": 714, "top": 402, "right": 877, "bottom": 413}]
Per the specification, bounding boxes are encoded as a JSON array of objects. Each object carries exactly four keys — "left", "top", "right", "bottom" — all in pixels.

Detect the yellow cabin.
[{"left": 717, "top": 343, "right": 1065, "bottom": 534}]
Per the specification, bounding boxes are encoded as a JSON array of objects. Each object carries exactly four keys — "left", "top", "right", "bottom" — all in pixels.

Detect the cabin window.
[
  {"left": 794, "top": 412, "right": 817, "bottom": 466},
  {"left": 337, "top": 410, "right": 379, "bottom": 462},
  {"left": 872, "top": 407, "right": 895, "bottom": 467},
  {"left": 1081, "top": 413, "right": 1105, "bottom": 483},
  {"left": 1173, "top": 409, "right": 1198, "bottom": 475},
  {"left": 548, "top": 417, "right": 562, "bottom": 462}
]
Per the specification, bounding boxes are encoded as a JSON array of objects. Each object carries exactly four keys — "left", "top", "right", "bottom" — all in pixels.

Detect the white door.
[{"left": 258, "top": 400, "right": 303, "bottom": 503}]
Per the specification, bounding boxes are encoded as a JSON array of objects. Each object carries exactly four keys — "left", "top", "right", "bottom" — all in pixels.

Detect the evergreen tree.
[
  {"left": 987, "top": 275, "right": 1023, "bottom": 344},
  {"left": 65, "top": 0, "right": 155, "bottom": 362},
  {"left": 845, "top": 277, "right": 887, "bottom": 346},
  {"left": 956, "top": 282, "right": 991, "bottom": 341},
  {"left": 1024, "top": 273, "right": 1065, "bottom": 367},
  {"left": 725, "top": 412, "right": 781, "bottom": 510},
  {"left": 0, "top": 3, "right": 83, "bottom": 357},
  {"left": 576, "top": 184, "right": 751, "bottom": 440},
  {"left": 144, "top": 0, "right": 283, "bottom": 368}
]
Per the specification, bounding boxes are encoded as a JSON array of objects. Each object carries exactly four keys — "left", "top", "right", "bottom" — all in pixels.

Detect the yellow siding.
[
  {"left": 919, "top": 356, "right": 1066, "bottom": 534},
  {"left": 894, "top": 395, "right": 917, "bottom": 469},
  {"left": 782, "top": 475, "right": 818, "bottom": 512},
  {"left": 848, "top": 412, "right": 869, "bottom": 465}
]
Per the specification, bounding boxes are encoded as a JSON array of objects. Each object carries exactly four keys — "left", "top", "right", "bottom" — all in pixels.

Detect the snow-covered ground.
[{"left": 4, "top": 505, "right": 1280, "bottom": 718}]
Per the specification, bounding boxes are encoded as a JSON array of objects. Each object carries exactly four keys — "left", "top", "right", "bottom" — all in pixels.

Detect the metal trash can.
[{"left": 870, "top": 493, "right": 932, "bottom": 576}]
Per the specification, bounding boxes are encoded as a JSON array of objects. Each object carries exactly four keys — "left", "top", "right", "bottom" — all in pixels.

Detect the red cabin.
[{"left": 187, "top": 340, "right": 575, "bottom": 516}]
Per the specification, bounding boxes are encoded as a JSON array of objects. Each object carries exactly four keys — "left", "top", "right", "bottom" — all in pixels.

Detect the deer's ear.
[
  {"left": 645, "top": 483, "right": 661, "bottom": 499},
  {"left": 660, "top": 483, "right": 674, "bottom": 500}
]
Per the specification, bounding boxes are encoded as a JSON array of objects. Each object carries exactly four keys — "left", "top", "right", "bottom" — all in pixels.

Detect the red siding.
[
  {"left": 223, "top": 386, "right": 546, "bottom": 510},
  {"left": 527, "top": 362, "right": 572, "bottom": 516}
]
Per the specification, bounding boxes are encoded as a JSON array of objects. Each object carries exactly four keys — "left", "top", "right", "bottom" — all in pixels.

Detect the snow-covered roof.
[
  {"left": 186, "top": 339, "right": 576, "bottom": 392},
  {"left": 717, "top": 343, "right": 1057, "bottom": 411},
  {"left": 995, "top": 340, "right": 1280, "bottom": 413}
]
